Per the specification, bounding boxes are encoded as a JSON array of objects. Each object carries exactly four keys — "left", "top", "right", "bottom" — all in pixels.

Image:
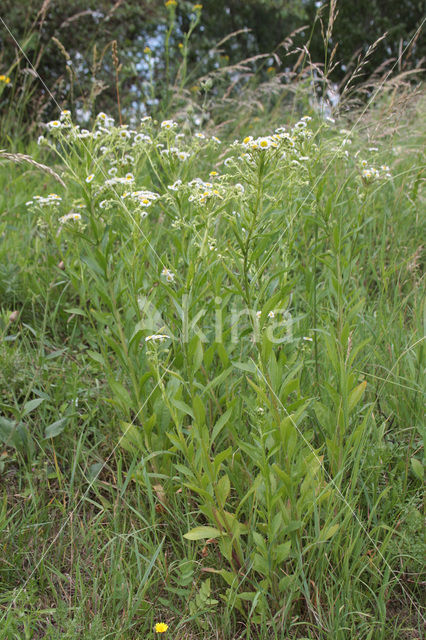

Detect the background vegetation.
[{"left": 0, "top": 1, "right": 424, "bottom": 639}]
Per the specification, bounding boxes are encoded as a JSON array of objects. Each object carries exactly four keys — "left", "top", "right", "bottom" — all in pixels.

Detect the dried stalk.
[{"left": 0, "top": 150, "right": 66, "bottom": 188}]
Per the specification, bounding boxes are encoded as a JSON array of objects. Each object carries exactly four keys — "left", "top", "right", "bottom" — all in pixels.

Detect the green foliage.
[
  {"left": 0, "top": 5, "right": 425, "bottom": 637},
  {"left": 0, "top": 90, "right": 424, "bottom": 638}
]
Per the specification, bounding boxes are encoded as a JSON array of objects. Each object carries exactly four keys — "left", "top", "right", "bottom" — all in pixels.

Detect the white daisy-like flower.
[
  {"left": 168, "top": 179, "right": 182, "bottom": 191},
  {"left": 134, "top": 133, "right": 152, "bottom": 144},
  {"left": 145, "top": 334, "right": 169, "bottom": 343},
  {"left": 47, "top": 120, "right": 62, "bottom": 129},
  {"left": 59, "top": 212, "right": 82, "bottom": 224},
  {"left": 268, "top": 311, "right": 275, "bottom": 319},
  {"left": 108, "top": 167, "right": 118, "bottom": 176},
  {"left": 177, "top": 151, "right": 190, "bottom": 161},
  {"left": 161, "top": 119, "right": 177, "bottom": 130},
  {"left": 195, "top": 132, "right": 206, "bottom": 139},
  {"left": 161, "top": 267, "right": 175, "bottom": 283},
  {"left": 257, "top": 137, "right": 275, "bottom": 149},
  {"left": 85, "top": 174, "right": 95, "bottom": 183}
]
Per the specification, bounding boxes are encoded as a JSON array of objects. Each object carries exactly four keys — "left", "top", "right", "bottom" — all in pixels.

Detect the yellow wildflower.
[
  {"left": 193, "top": 3, "right": 203, "bottom": 8},
  {"left": 144, "top": 46, "right": 152, "bottom": 54},
  {"left": 0, "top": 74, "right": 11, "bottom": 84},
  {"left": 154, "top": 622, "right": 169, "bottom": 633},
  {"left": 165, "top": 0, "right": 177, "bottom": 7}
]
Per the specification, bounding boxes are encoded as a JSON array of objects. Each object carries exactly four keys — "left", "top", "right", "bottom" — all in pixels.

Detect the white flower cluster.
[
  {"left": 360, "top": 161, "right": 391, "bottom": 182},
  {"left": 187, "top": 178, "right": 224, "bottom": 205},
  {"left": 59, "top": 212, "right": 82, "bottom": 224},
  {"left": 122, "top": 189, "right": 160, "bottom": 208},
  {"left": 26, "top": 193, "right": 62, "bottom": 207}
]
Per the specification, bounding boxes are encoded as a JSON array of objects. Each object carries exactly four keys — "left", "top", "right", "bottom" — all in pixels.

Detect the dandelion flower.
[{"left": 154, "top": 622, "right": 169, "bottom": 633}]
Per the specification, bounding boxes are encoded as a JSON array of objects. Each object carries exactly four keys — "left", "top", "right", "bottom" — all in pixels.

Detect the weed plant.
[{"left": 0, "top": 3, "right": 424, "bottom": 639}]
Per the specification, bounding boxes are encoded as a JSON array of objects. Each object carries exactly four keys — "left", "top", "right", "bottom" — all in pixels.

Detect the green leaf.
[
  {"left": 232, "top": 360, "right": 256, "bottom": 374},
  {"left": 87, "top": 350, "right": 107, "bottom": 366},
  {"left": 216, "top": 473, "right": 230, "bottom": 508},
  {"left": 22, "top": 398, "right": 44, "bottom": 417},
  {"left": 171, "top": 398, "right": 194, "bottom": 418},
  {"left": 0, "top": 416, "right": 33, "bottom": 456},
  {"left": 348, "top": 381, "right": 367, "bottom": 412},
  {"left": 184, "top": 526, "right": 223, "bottom": 541},
  {"left": 274, "top": 541, "right": 291, "bottom": 563},
  {"left": 192, "top": 394, "right": 205, "bottom": 426},
  {"left": 318, "top": 523, "right": 339, "bottom": 542},
  {"left": 411, "top": 457, "right": 424, "bottom": 481},
  {"left": 211, "top": 407, "right": 232, "bottom": 443},
  {"left": 44, "top": 417, "right": 67, "bottom": 439},
  {"left": 64, "top": 307, "right": 86, "bottom": 316}
]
